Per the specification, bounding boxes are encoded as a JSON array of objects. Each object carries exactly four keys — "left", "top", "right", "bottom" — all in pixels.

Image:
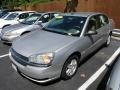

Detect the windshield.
[
  {"left": 5, "top": 13, "right": 19, "bottom": 20},
  {"left": 21, "top": 14, "right": 41, "bottom": 25},
  {"left": 0, "top": 11, "right": 2, "bottom": 15},
  {"left": 1, "top": 12, "right": 9, "bottom": 19},
  {"left": 0, "top": 11, "right": 8, "bottom": 18},
  {"left": 44, "top": 16, "right": 86, "bottom": 36}
]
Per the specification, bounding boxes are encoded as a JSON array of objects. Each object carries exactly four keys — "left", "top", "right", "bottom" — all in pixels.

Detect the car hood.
[
  {"left": 1, "top": 23, "right": 29, "bottom": 34},
  {"left": 0, "top": 20, "right": 8, "bottom": 28},
  {"left": 12, "top": 30, "right": 78, "bottom": 57},
  {"left": 0, "top": 20, "right": 18, "bottom": 28},
  {"left": 0, "top": 19, "right": 4, "bottom": 22}
]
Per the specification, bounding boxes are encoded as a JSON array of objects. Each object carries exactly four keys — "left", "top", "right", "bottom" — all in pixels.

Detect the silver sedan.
[
  {"left": 0, "top": 12, "right": 60, "bottom": 43},
  {"left": 9, "top": 12, "right": 113, "bottom": 83}
]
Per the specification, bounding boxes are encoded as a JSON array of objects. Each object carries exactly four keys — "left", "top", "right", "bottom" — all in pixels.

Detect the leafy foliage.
[{"left": 0, "top": 0, "right": 59, "bottom": 8}]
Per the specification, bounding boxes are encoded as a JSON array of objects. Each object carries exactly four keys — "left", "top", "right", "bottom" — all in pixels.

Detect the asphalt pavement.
[{"left": 0, "top": 35, "right": 120, "bottom": 90}]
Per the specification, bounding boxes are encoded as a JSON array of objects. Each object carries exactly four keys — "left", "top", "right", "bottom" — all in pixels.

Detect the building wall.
[{"left": 22, "top": 0, "right": 120, "bottom": 28}]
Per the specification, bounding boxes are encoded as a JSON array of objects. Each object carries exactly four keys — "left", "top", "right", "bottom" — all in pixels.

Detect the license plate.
[{"left": 12, "top": 64, "right": 17, "bottom": 72}]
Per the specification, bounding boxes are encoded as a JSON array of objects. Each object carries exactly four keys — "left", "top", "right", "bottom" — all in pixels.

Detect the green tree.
[{"left": 0, "top": 0, "right": 58, "bottom": 9}]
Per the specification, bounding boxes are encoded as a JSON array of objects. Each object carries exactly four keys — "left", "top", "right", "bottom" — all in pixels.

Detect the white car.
[
  {"left": 0, "top": 11, "right": 35, "bottom": 34},
  {"left": 0, "top": 12, "right": 16, "bottom": 24}
]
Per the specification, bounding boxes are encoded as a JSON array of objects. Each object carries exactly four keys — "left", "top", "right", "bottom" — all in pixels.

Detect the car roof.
[
  {"left": 61, "top": 12, "right": 102, "bottom": 17},
  {"left": 41, "top": 11, "right": 61, "bottom": 15},
  {"left": 11, "top": 11, "right": 36, "bottom": 14},
  {"left": 45, "top": 11, "right": 61, "bottom": 13},
  {"left": 30, "top": 13, "right": 42, "bottom": 16}
]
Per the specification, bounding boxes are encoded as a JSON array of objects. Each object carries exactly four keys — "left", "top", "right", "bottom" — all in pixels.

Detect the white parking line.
[
  {"left": 112, "top": 31, "right": 120, "bottom": 35},
  {"left": 114, "top": 29, "right": 120, "bottom": 32},
  {"left": 0, "top": 54, "right": 9, "bottom": 59},
  {"left": 112, "top": 36, "right": 120, "bottom": 40},
  {"left": 77, "top": 47, "right": 120, "bottom": 90}
]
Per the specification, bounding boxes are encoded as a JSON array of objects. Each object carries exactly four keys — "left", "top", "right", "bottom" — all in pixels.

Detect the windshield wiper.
[{"left": 42, "top": 28, "right": 71, "bottom": 36}]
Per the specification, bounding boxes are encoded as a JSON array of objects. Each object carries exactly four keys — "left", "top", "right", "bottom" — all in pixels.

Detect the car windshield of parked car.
[
  {"left": 21, "top": 14, "right": 41, "bottom": 25},
  {"left": 0, "top": 11, "right": 3, "bottom": 17},
  {"left": 0, "top": 11, "right": 7, "bottom": 18},
  {"left": 0, "top": 11, "right": 2, "bottom": 15},
  {"left": 5, "top": 13, "right": 19, "bottom": 20},
  {"left": 1, "top": 12, "right": 9, "bottom": 19},
  {"left": 43, "top": 16, "right": 86, "bottom": 36}
]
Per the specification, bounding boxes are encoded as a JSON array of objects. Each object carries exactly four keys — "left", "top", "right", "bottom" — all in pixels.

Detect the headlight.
[{"left": 29, "top": 53, "right": 54, "bottom": 65}]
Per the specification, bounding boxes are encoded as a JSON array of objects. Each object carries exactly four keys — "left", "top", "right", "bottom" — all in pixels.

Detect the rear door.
[
  {"left": 86, "top": 15, "right": 106, "bottom": 50},
  {"left": 99, "top": 14, "right": 110, "bottom": 41},
  {"left": 81, "top": 15, "right": 104, "bottom": 57}
]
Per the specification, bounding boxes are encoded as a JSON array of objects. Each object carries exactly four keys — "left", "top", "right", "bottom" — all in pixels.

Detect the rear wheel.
[{"left": 61, "top": 55, "right": 79, "bottom": 80}]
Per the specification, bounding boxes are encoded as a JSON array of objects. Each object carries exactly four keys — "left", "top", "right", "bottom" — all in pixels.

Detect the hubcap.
[{"left": 66, "top": 59, "right": 77, "bottom": 76}]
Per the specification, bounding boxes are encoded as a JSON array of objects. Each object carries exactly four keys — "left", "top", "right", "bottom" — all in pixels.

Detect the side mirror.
[{"left": 85, "top": 30, "right": 97, "bottom": 36}]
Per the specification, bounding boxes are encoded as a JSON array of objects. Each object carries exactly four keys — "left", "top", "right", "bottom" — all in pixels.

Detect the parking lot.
[{"left": 0, "top": 32, "right": 119, "bottom": 90}]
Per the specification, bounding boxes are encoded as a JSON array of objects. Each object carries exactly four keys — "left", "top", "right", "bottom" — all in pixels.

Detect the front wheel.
[
  {"left": 61, "top": 55, "right": 79, "bottom": 80},
  {"left": 104, "top": 35, "right": 111, "bottom": 47}
]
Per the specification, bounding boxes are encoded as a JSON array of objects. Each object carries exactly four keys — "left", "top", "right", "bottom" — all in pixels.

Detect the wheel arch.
[
  {"left": 66, "top": 51, "right": 81, "bottom": 64},
  {"left": 60, "top": 51, "right": 81, "bottom": 79},
  {"left": 2, "top": 24, "right": 11, "bottom": 29},
  {"left": 21, "top": 31, "right": 31, "bottom": 36}
]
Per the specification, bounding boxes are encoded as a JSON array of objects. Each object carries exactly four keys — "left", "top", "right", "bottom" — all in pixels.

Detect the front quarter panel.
[{"left": 53, "top": 36, "right": 92, "bottom": 70}]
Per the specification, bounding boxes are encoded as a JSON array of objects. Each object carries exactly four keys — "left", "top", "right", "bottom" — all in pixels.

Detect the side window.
[
  {"left": 99, "top": 15, "right": 109, "bottom": 26},
  {"left": 87, "top": 15, "right": 105, "bottom": 31},
  {"left": 95, "top": 15, "right": 102, "bottom": 29},
  {"left": 19, "top": 13, "right": 29, "bottom": 19},
  {"left": 39, "top": 14, "right": 50, "bottom": 23},
  {"left": 51, "top": 13, "right": 60, "bottom": 19},
  {"left": 50, "top": 13, "right": 55, "bottom": 19},
  {"left": 86, "top": 16, "right": 96, "bottom": 32}
]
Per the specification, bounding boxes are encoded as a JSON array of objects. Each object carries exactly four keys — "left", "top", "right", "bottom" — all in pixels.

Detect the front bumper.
[
  {"left": 9, "top": 52, "right": 61, "bottom": 83},
  {"left": 1, "top": 34, "right": 19, "bottom": 43}
]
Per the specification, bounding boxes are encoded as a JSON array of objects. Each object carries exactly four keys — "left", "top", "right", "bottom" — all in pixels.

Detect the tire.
[
  {"left": 61, "top": 55, "right": 79, "bottom": 80},
  {"left": 104, "top": 35, "right": 111, "bottom": 47}
]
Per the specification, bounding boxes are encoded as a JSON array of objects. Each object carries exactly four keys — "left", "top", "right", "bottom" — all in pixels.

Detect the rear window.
[{"left": 100, "top": 15, "right": 109, "bottom": 25}]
